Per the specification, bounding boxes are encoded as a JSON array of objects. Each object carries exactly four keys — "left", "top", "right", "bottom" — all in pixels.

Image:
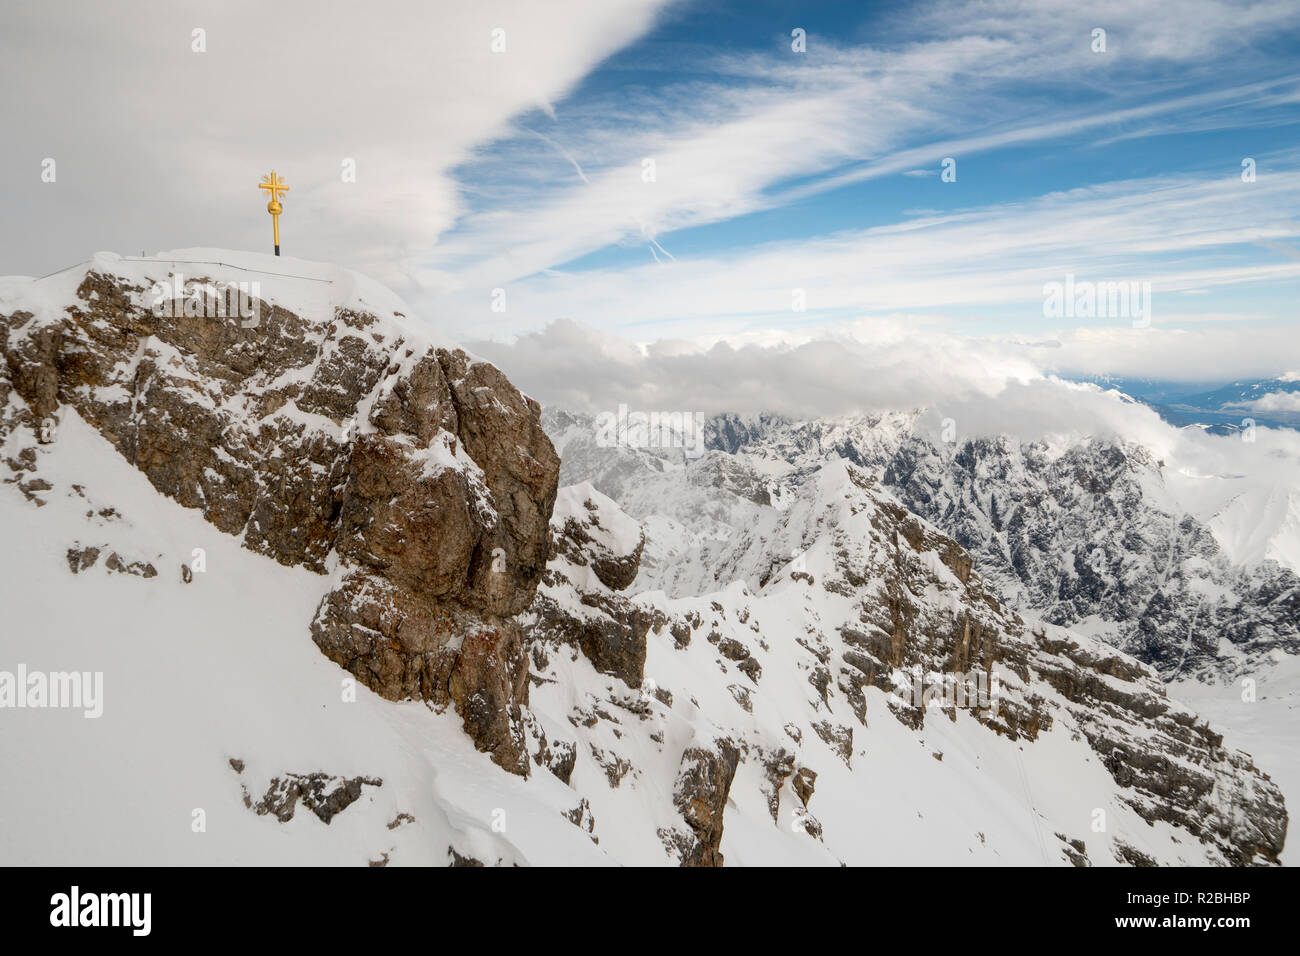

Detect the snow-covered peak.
[
  {"left": 554, "top": 481, "right": 645, "bottom": 562},
  {"left": 0, "top": 248, "right": 451, "bottom": 358}
]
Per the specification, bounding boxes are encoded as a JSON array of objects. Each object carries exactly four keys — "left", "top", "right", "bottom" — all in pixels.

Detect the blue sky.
[
  {"left": 5, "top": 0, "right": 1300, "bottom": 393},
  {"left": 417, "top": 0, "right": 1300, "bottom": 366}
]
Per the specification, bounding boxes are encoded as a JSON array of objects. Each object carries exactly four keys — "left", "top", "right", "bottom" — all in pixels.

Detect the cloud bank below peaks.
[{"left": 467, "top": 318, "right": 1300, "bottom": 452}]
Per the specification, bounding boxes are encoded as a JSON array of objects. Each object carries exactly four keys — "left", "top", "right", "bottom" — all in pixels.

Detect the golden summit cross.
[{"left": 258, "top": 171, "right": 289, "bottom": 256}]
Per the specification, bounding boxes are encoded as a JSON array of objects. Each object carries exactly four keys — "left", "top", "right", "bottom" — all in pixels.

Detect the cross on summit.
[{"left": 258, "top": 170, "right": 289, "bottom": 256}]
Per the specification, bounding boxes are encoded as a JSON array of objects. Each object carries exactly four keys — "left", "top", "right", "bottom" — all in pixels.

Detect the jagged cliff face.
[
  {"left": 550, "top": 409, "right": 1300, "bottom": 684},
  {"left": 1, "top": 253, "right": 558, "bottom": 773},
  {"left": 524, "top": 466, "right": 1287, "bottom": 866},
  {"left": 876, "top": 431, "right": 1300, "bottom": 681}
]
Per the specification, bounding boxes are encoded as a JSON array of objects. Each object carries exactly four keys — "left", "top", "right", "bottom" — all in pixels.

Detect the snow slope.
[
  {"left": 0, "top": 409, "right": 602, "bottom": 866},
  {"left": 522, "top": 466, "right": 1288, "bottom": 865},
  {"left": 2, "top": 407, "right": 1284, "bottom": 865},
  {"left": 1172, "top": 655, "right": 1300, "bottom": 867},
  {"left": 2, "top": 249, "right": 435, "bottom": 353}
]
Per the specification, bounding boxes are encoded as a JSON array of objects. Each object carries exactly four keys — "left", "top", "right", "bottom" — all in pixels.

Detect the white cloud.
[
  {"left": 0, "top": 0, "right": 671, "bottom": 283},
  {"left": 470, "top": 316, "right": 1300, "bottom": 420},
  {"left": 438, "top": 164, "right": 1300, "bottom": 340},
  {"left": 409, "top": 0, "right": 1300, "bottom": 310},
  {"left": 1018, "top": 325, "right": 1300, "bottom": 382},
  {"left": 462, "top": 311, "right": 1300, "bottom": 510},
  {"left": 1240, "top": 391, "right": 1300, "bottom": 413},
  {"left": 469, "top": 317, "right": 1300, "bottom": 507},
  {"left": 7, "top": 0, "right": 1299, "bottom": 374}
]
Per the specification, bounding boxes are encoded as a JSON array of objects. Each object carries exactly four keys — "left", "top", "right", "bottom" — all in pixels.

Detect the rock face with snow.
[
  {"left": 876, "top": 429, "right": 1300, "bottom": 682},
  {"left": 0, "top": 255, "right": 1289, "bottom": 866},
  {"left": 521, "top": 465, "right": 1286, "bottom": 866},
  {"left": 1, "top": 252, "right": 558, "bottom": 773},
  {"left": 550, "top": 409, "right": 1300, "bottom": 684},
  {"left": 524, "top": 483, "right": 650, "bottom": 689}
]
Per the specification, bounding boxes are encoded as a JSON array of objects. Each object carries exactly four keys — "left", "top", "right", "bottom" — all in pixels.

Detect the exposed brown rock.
[
  {"left": 105, "top": 551, "right": 157, "bottom": 578},
  {"left": 66, "top": 544, "right": 101, "bottom": 573},
  {"left": 760, "top": 747, "right": 795, "bottom": 822},
  {"left": 448, "top": 848, "right": 486, "bottom": 867},
  {"left": 792, "top": 766, "right": 817, "bottom": 808},
  {"left": 240, "top": 770, "right": 383, "bottom": 824},
  {"left": 811, "top": 720, "right": 853, "bottom": 768},
  {"left": 564, "top": 797, "right": 597, "bottom": 840},
  {"left": 2, "top": 264, "right": 561, "bottom": 776},
  {"left": 673, "top": 739, "right": 741, "bottom": 867},
  {"left": 526, "top": 486, "right": 650, "bottom": 689},
  {"left": 533, "top": 732, "right": 578, "bottom": 784}
]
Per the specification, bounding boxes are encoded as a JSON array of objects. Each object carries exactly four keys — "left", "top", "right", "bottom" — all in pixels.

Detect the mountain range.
[{"left": 0, "top": 252, "right": 1291, "bottom": 866}]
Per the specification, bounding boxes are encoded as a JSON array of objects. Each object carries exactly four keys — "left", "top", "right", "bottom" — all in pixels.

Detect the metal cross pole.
[{"left": 258, "top": 171, "right": 290, "bottom": 256}]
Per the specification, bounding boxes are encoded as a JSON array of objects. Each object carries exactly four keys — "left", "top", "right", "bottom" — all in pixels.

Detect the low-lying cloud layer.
[
  {"left": 472, "top": 318, "right": 1300, "bottom": 562},
  {"left": 469, "top": 318, "right": 1300, "bottom": 434}
]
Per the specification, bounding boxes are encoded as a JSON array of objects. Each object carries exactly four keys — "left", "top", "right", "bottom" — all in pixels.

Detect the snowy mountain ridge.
[
  {"left": 0, "top": 253, "right": 1289, "bottom": 866},
  {"left": 545, "top": 408, "right": 1300, "bottom": 685},
  {"left": 522, "top": 460, "right": 1287, "bottom": 864}
]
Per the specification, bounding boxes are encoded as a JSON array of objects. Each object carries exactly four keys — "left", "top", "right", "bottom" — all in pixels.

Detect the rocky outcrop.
[
  {"left": 1, "top": 255, "right": 559, "bottom": 774},
  {"left": 523, "top": 486, "right": 760, "bottom": 864},
  {"left": 1031, "top": 630, "right": 1287, "bottom": 865},
  {"left": 230, "top": 761, "right": 383, "bottom": 825},
  {"left": 554, "top": 482, "right": 646, "bottom": 592},
  {"left": 523, "top": 483, "right": 650, "bottom": 689},
  {"left": 816, "top": 464, "right": 1286, "bottom": 863},
  {"left": 309, "top": 352, "right": 558, "bottom": 774},
  {"left": 3, "top": 259, "right": 1289, "bottom": 866},
  {"left": 672, "top": 740, "right": 741, "bottom": 867},
  {"left": 536, "top": 416, "right": 1291, "bottom": 865},
  {"left": 686, "top": 412, "right": 1300, "bottom": 683},
  {"left": 877, "top": 434, "right": 1300, "bottom": 681}
]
